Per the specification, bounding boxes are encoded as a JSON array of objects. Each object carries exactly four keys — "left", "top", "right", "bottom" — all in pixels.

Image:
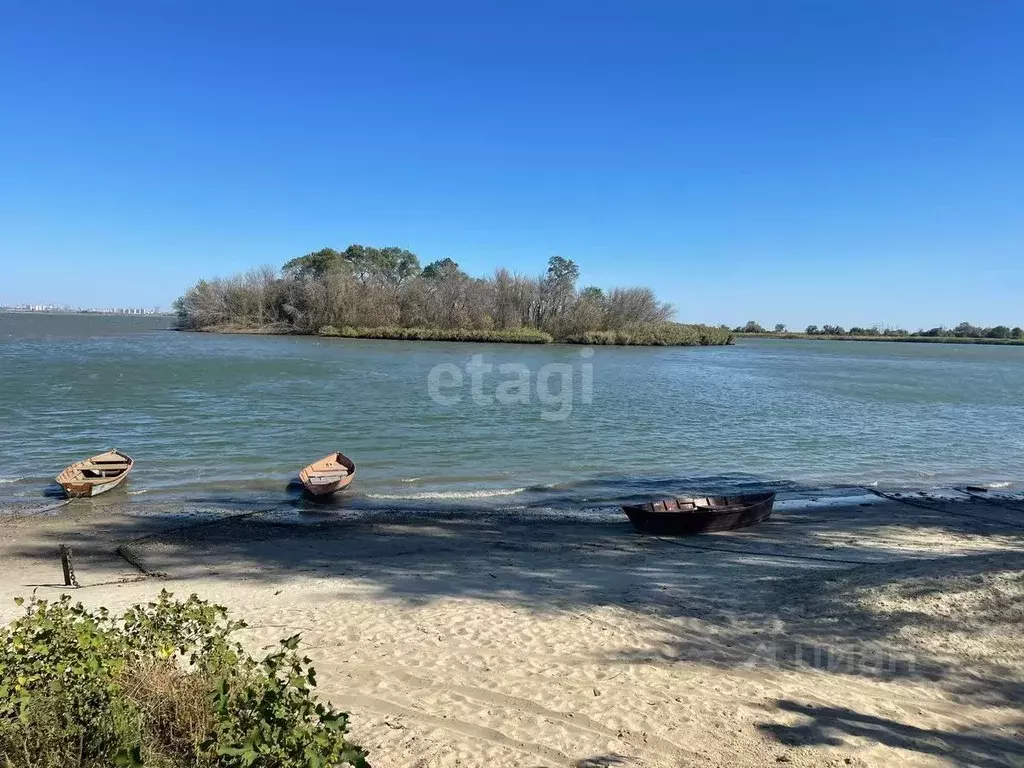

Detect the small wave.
[
  {"left": 127, "top": 489, "right": 148, "bottom": 496},
  {"left": 399, "top": 477, "right": 422, "bottom": 483},
  {"left": 988, "top": 481, "right": 1012, "bottom": 489},
  {"left": 367, "top": 487, "right": 526, "bottom": 500},
  {"left": 0, "top": 478, "right": 22, "bottom": 485},
  {"left": 775, "top": 494, "right": 883, "bottom": 512}
]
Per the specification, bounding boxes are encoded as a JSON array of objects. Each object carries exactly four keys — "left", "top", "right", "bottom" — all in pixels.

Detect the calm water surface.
[{"left": 1, "top": 313, "right": 1022, "bottom": 507}]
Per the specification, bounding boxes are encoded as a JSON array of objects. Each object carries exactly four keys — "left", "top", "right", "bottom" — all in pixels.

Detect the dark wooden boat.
[
  {"left": 621, "top": 491, "right": 775, "bottom": 534},
  {"left": 56, "top": 449, "right": 134, "bottom": 498},
  {"left": 299, "top": 452, "right": 356, "bottom": 496}
]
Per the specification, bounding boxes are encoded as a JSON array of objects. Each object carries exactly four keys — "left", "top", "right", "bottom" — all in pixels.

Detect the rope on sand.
[
  {"left": 115, "top": 544, "right": 166, "bottom": 578},
  {"left": 112, "top": 507, "right": 284, "bottom": 577},
  {"left": 7, "top": 499, "right": 71, "bottom": 519},
  {"left": 864, "top": 488, "right": 1024, "bottom": 532},
  {"left": 954, "top": 487, "right": 1024, "bottom": 514},
  {"left": 125, "top": 507, "right": 273, "bottom": 544}
]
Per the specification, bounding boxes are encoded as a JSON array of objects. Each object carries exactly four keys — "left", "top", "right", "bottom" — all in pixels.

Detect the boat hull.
[
  {"left": 61, "top": 474, "right": 130, "bottom": 498},
  {"left": 302, "top": 474, "right": 355, "bottom": 497},
  {"left": 299, "top": 452, "right": 356, "bottom": 497},
  {"left": 57, "top": 450, "right": 134, "bottom": 499},
  {"left": 621, "top": 492, "right": 775, "bottom": 535}
]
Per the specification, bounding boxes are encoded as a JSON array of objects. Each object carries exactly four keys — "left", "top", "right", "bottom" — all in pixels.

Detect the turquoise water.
[{"left": 1, "top": 313, "right": 1022, "bottom": 507}]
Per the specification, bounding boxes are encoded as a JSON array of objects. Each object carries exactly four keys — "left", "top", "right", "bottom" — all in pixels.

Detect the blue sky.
[{"left": 1, "top": 1, "right": 1021, "bottom": 328}]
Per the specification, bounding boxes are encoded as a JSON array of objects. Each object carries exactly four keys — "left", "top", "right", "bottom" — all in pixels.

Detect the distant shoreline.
[{"left": 736, "top": 332, "right": 1024, "bottom": 346}]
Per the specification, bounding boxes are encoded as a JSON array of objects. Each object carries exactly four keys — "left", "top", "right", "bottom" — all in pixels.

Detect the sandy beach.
[{"left": 2, "top": 492, "right": 1022, "bottom": 767}]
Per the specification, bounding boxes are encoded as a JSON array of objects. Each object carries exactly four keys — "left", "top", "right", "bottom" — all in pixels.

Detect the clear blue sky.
[{"left": 1, "top": 1, "right": 1021, "bottom": 329}]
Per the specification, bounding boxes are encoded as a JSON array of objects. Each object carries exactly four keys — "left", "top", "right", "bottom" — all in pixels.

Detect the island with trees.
[
  {"left": 732, "top": 321, "right": 1024, "bottom": 345},
  {"left": 173, "top": 246, "right": 733, "bottom": 346}
]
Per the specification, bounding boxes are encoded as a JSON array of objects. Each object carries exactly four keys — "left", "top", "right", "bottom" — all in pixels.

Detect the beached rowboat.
[
  {"left": 621, "top": 491, "right": 775, "bottom": 534},
  {"left": 299, "top": 452, "right": 356, "bottom": 496},
  {"left": 56, "top": 449, "right": 134, "bottom": 498}
]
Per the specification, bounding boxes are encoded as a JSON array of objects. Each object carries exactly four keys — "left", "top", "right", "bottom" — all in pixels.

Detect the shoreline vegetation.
[
  {"left": 174, "top": 246, "right": 733, "bottom": 347},
  {"left": 732, "top": 320, "right": 1024, "bottom": 346}
]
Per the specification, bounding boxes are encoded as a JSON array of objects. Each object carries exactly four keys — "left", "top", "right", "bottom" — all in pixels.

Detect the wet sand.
[{"left": 2, "top": 492, "right": 1023, "bottom": 767}]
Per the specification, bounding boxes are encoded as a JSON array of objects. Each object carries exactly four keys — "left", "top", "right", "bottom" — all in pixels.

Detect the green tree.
[
  {"left": 538, "top": 256, "right": 580, "bottom": 333},
  {"left": 1012, "top": 327, "right": 1024, "bottom": 339},
  {"left": 373, "top": 246, "right": 422, "bottom": 286},
  {"left": 343, "top": 244, "right": 421, "bottom": 285},
  {"left": 545, "top": 256, "right": 580, "bottom": 288},
  {"left": 952, "top": 321, "right": 982, "bottom": 338},
  {"left": 422, "top": 257, "right": 466, "bottom": 281},
  {"left": 805, "top": 325, "right": 820, "bottom": 335},
  {"left": 283, "top": 245, "right": 421, "bottom": 285},
  {"left": 282, "top": 248, "right": 343, "bottom": 281},
  {"left": 773, "top": 323, "right": 786, "bottom": 333}
]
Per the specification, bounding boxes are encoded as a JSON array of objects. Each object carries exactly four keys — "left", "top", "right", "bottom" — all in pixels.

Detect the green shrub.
[{"left": 0, "top": 592, "right": 369, "bottom": 768}]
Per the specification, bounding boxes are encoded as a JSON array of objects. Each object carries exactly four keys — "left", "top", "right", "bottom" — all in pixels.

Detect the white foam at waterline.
[
  {"left": 774, "top": 494, "right": 885, "bottom": 512},
  {"left": 988, "top": 481, "right": 1012, "bottom": 489},
  {"left": 367, "top": 487, "right": 527, "bottom": 500},
  {"left": 0, "top": 478, "right": 22, "bottom": 485},
  {"left": 915, "top": 488, "right": 971, "bottom": 501},
  {"left": 399, "top": 477, "right": 422, "bottom": 483},
  {"left": 127, "top": 489, "right": 148, "bottom": 496}
]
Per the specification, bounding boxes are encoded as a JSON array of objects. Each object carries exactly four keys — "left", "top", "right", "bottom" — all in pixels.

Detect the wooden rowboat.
[
  {"left": 621, "top": 491, "right": 775, "bottom": 535},
  {"left": 299, "top": 452, "right": 356, "bottom": 496},
  {"left": 56, "top": 449, "right": 134, "bottom": 498}
]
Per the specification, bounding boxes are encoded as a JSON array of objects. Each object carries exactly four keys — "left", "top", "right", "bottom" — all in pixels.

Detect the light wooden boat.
[
  {"left": 299, "top": 452, "right": 356, "bottom": 496},
  {"left": 56, "top": 449, "right": 134, "bottom": 498}
]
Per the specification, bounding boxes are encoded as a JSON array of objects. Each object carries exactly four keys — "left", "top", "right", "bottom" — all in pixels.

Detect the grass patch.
[
  {"left": 562, "top": 323, "right": 734, "bottom": 346},
  {"left": 193, "top": 322, "right": 297, "bottom": 335},
  {"left": 317, "top": 325, "right": 554, "bottom": 343},
  {"left": 189, "top": 322, "right": 734, "bottom": 347}
]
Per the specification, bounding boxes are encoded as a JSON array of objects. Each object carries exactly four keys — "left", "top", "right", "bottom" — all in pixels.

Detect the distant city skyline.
[{"left": 1, "top": 303, "right": 168, "bottom": 315}]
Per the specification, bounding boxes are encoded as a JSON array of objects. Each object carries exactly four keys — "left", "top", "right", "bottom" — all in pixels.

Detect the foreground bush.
[
  {"left": 318, "top": 325, "right": 554, "bottom": 344},
  {"left": 0, "top": 592, "right": 369, "bottom": 768}
]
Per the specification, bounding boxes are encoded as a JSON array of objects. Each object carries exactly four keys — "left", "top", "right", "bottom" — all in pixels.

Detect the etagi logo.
[{"left": 427, "top": 349, "right": 594, "bottom": 421}]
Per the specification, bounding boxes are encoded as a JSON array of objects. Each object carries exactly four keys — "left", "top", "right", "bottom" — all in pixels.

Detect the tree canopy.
[
  {"left": 283, "top": 245, "right": 421, "bottom": 286},
  {"left": 174, "top": 247, "right": 700, "bottom": 345}
]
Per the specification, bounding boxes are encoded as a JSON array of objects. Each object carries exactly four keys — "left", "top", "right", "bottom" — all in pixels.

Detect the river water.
[{"left": 1, "top": 312, "right": 1022, "bottom": 509}]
